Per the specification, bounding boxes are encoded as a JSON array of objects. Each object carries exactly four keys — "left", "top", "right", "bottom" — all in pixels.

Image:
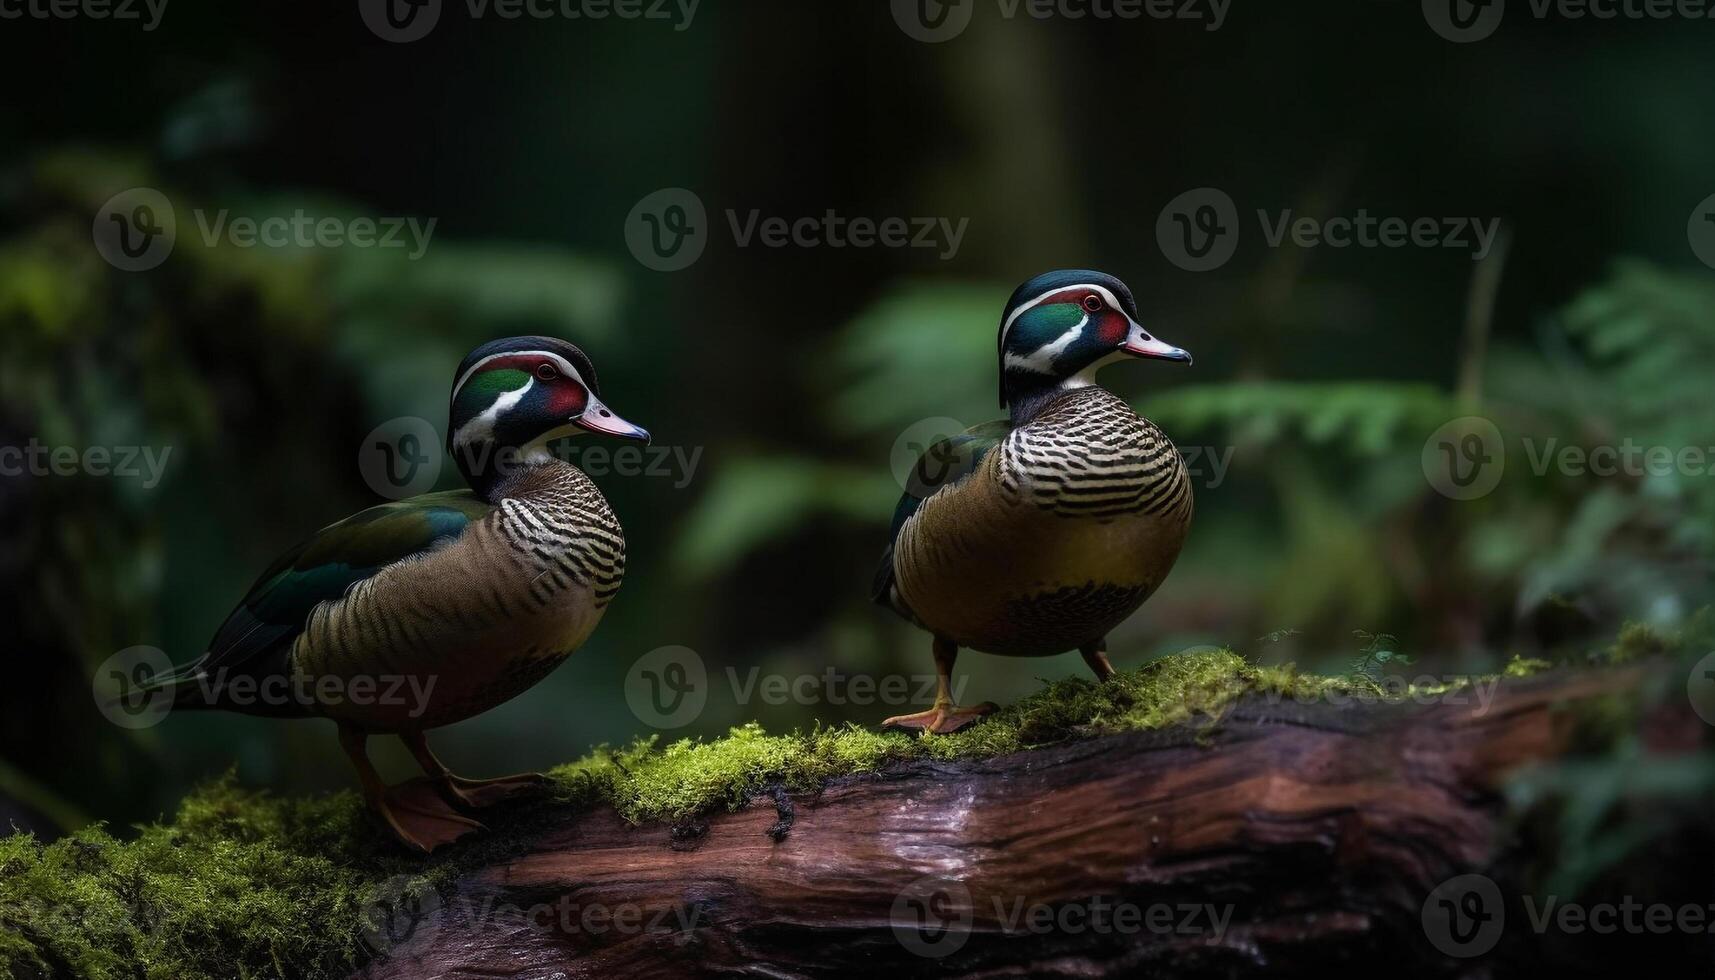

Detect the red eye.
[
  {"left": 536, "top": 364, "right": 559, "bottom": 381},
  {"left": 1082, "top": 295, "right": 1104, "bottom": 313}
]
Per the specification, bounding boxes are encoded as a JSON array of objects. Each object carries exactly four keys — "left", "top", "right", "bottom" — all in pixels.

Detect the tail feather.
[{"left": 101, "top": 659, "right": 216, "bottom": 715}]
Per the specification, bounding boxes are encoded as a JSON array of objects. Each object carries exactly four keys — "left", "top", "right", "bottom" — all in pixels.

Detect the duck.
[
  {"left": 147, "top": 336, "right": 648, "bottom": 852},
  {"left": 873, "top": 270, "right": 1194, "bottom": 734}
]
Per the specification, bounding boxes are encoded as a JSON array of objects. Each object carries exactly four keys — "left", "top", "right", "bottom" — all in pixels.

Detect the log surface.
[{"left": 357, "top": 667, "right": 1711, "bottom": 979}]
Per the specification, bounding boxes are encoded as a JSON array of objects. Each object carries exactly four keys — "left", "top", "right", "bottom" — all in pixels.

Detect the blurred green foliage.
[
  {"left": 3, "top": 3, "right": 1714, "bottom": 857},
  {"left": 680, "top": 263, "right": 1715, "bottom": 668}
]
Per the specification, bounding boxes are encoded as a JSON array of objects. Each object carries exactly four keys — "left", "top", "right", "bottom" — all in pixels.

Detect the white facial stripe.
[
  {"left": 451, "top": 379, "right": 533, "bottom": 447},
  {"left": 999, "top": 283, "right": 1126, "bottom": 350},
  {"left": 1003, "top": 313, "right": 1089, "bottom": 375},
  {"left": 450, "top": 349, "right": 588, "bottom": 403}
]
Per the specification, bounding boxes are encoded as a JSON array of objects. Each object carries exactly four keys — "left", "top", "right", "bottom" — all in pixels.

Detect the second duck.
[{"left": 874, "top": 269, "right": 1195, "bottom": 733}]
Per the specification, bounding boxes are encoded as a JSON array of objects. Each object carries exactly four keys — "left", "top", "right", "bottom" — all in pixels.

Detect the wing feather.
[
  {"left": 169, "top": 490, "right": 491, "bottom": 707},
  {"left": 871, "top": 420, "right": 1011, "bottom": 616}
]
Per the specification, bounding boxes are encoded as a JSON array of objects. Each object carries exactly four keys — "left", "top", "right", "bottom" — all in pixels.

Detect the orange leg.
[
  {"left": 881, "top": 637, "right": 997, "bottom": 735},
  {"left": 400, "top": 731, "right": 549, "bottom": 809},
  {"left": 339, "top": 724, "right": 483, "bottom": 854},
  {"left": 1080, "top": 638, "right": 1117, "bottom": 682}
]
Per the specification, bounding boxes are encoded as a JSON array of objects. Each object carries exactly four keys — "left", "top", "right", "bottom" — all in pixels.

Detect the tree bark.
[{"left": 357, "top": 665, "right": 1712, "bottom": 979}]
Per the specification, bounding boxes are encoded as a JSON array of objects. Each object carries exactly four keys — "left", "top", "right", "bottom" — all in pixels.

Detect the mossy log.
[{"left": 355, "top": 664, "right": 1712, "bottom": 979}]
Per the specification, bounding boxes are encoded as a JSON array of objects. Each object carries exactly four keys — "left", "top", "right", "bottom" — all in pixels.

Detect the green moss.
[
  {"left": 1505, "top": 654, "right": 1555, "bottom": 677},
  {"left": 547, "top": 648, "right": 1547, "bottom": 824},
  {"left": 0, "top": 778, "right": 385, "bottom": 980},
  {"left": 1593, "top": 609, "right": 1715, "bottom": 666},
  {"left": 0, "top": 647, "right": 1608, "bottom": 979},
  {"left": 1605, "top": 621, "right": 1671, "bottom": 664}
]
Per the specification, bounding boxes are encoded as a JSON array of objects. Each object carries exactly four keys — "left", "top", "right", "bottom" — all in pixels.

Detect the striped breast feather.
[
  {"left": 871, "top": 419, "right": 1012, "bottom": 611},
  {"left": 497, "top": 490, "right": 628, "bottom": 607},
  {"left": 176, "top": 491, "right": 493, "bottom": 691},
  {"left": 1002, "top": 393, "right": 1190, "bottom": 520}
]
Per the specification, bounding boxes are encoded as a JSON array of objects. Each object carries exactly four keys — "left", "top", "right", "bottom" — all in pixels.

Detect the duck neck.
[
  {"left": 1005, "top": 371, "right": 1100, "bottom": 427},
  {"left": 452, "top": 437, "right": 570, "bottom": 503}
]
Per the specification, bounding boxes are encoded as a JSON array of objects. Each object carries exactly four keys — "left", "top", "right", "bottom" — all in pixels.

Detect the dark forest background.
[{"left": 3, "top": 0, "right": 1714, "bottom": 835}]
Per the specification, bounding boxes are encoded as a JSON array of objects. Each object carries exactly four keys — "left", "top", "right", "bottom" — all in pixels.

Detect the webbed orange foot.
[
  {"left": 380, "top": 778, "right": 486, "bottom": 853},
  {"left": 440, "top": 772, "right": 551, "bottom": 809},
  {"left": 882, "top": 700, "right": 997, "bottom": 735}
]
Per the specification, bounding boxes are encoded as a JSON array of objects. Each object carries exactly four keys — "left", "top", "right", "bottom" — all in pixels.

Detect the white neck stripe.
[
  {"left": 451, "top": 379, "right": 533, "bottom": 448},
  {"left": 1002, "top": 313, "right": 1090, "bottom": 375}
]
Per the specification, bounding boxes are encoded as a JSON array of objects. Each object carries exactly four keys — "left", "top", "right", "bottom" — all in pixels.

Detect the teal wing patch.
[
  {"left": 871, "top": 420, "right": 1011, "bottom": 612},
  {"left": 183, "top": 491, "right": 492, "bottom": 694}
]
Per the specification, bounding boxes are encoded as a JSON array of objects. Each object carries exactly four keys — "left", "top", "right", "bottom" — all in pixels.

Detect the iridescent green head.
[
  {"left": 447, "top": 336, "right": 649, "bottom": 498},
  {"left": 997, "top": 269, "right": 1191, "bottom": 422}
]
